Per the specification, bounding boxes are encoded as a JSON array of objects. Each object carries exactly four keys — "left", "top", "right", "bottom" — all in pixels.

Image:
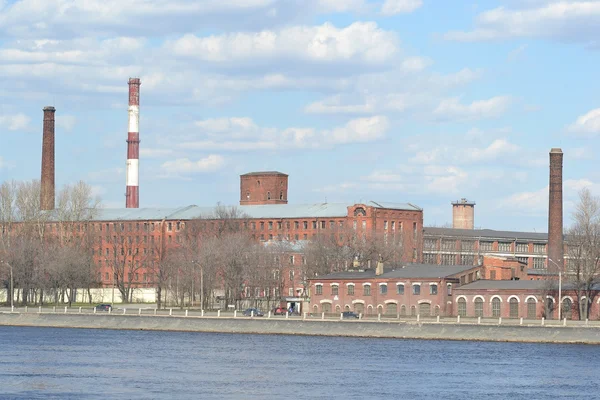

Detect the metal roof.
[
  {"left": 241, "top": 171, "right": 288, "bottom": 176},
  {"left": 424, "top": 227, "right": 550, "bottom": 241},
  {"left": 458, "top": 280, "right": 600, "bottom": 291},
  {"left": 313, "top": 264, "right": 476, "bottom": 280},
  {"left": 87, "top": 201, "right": 421, "bottom": 222}
]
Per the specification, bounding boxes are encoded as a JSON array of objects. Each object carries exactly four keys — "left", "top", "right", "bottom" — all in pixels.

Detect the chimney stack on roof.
[
  {"left": 40, "top": 106, "right": 56, "bottom": 211},
  {"left": 548, "top": 148, "right": 564, "bottom": 272}
]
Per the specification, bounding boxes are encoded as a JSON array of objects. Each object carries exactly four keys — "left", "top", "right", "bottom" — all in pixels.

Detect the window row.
[
  {"left": 315, "top": 303, "right": 441, "bottom": 317},
  {"left": 315, "top": 283, "right": 443, "bottom": 296}
]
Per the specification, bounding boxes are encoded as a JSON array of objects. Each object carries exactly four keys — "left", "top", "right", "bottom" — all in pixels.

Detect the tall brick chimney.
[
  {"left": 548, "top": 148, "right": 564, "bottom": 272},
  {"left": 452, "top": 198, "right": 475, "bottom": 229},
  {"left": 40, "top": 106, "right": 56, "bottom": 211}
]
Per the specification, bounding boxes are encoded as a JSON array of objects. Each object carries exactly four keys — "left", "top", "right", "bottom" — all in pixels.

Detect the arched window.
[
  {"left": 377, "top": 305, "right": 384, "bottom": 315},
  {"left": 344, "top": 305, "right": 351, "bottom": 311},
  {"left": 527, "top": 298, "right": 536, "bottom": 319},
  {"left": 509, "top": 298, "right": 519, "bottom": 318},
  {"left": 400, "top": 305, "right": 406, "bottom": 316},
  {"left": 280, "top": 191, "right": 283, "bottom": 200},
  {"left": 353, "top": 207, "right": 366, "bottom": 217},
  {"left": 267, "top": 192, "right": 271, "bottom": 200},
  {"left": 257, "top": 180, "right": 260, "bottom": 186},
  {"left": 492, "top": 297, "right": 501, "bottom": 317},
  {"left": 474, "top": 298, "right": 484, "bottom": 317},
  {"left": 312, "top": 305, "right": 318, "bottom": 314},
  {"left": 419, "top": 303, "right": 431, "bottom": 316},
  {"left": 367, "top": 305, "right": 374, "bottom": 315},
  {"left": 335, "top": 305, "right": 341, "bottom": 313},
  {"left": 458, "top": 298, "right": 467, "bottom": 317},
  {"left": 386, "top": 303, "right": 397, "bottom": 316},
  {"left": 246, "top": 192, "right": 250, "bottom": 200},
  {"left": 434, "top": 305, "right": 440, "bottom": 316},
  {"left": 579, "top": 298, "right": 588, "bottom": 320},
  {"left": 354, "top": 303, "right": 364, "bottom": 314},
  {"left": 562, "top": 298, "right": 572, "bottom": 319},
  {"left": 410, "top": 305, "right": 417, "bottom": 316}
]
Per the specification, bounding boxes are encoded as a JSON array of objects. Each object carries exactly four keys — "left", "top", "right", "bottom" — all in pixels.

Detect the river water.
[{"left": 0, "top": 326, "right": 598, "bottom": 399}]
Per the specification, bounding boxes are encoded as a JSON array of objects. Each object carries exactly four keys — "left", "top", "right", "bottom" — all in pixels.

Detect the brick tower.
[{"left": 240, "top": 172, "right": 288, "bottom": 205}]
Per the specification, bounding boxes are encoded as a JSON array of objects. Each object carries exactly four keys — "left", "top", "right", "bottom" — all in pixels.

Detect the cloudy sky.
[{"left": 1, "top": 0, "right": 599, "bottom": 232}]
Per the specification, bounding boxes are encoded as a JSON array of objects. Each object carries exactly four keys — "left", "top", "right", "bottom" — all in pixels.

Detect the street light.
[
  {"left": 548, "top": 258, "right": 562, "bottom": 321},
  {"left": 1, "top": 260, "right": 13, "bottom": 309}
]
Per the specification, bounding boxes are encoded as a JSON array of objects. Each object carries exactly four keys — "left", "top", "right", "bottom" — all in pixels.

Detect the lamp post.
[{"left": 548, "top": 258, "right": 562, "bottom": 321}]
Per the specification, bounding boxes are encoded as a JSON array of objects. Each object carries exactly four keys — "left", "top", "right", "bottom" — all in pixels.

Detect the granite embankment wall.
[{"left": 1, "top": 313, "right": 600, "bottom": 344}]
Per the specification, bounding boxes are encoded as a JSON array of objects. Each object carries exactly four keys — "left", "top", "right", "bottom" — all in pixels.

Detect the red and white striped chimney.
[{"left": 126, "top": 78, "right": 141, "bottom": 208}]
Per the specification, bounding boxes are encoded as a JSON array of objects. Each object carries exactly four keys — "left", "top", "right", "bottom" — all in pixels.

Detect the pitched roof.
[
  {"left": 312, "top": 264, "right": 476, "bottom": 281},
  {"left": 457, "top": 279, "right": 600, "bottom": 291},
  {"left": 424, "top": 227, "right": 550, "bottom": 241},
  {"left": 77, "top": 201, "right": 420, "bottom": 221}
]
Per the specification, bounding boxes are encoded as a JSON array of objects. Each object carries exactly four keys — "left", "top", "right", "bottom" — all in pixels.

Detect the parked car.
[
  {"left": 242, "top": 308, "right": 264, "bottom": 317},
  {"left": 95, "top": 304, "right": 112, "bottom": 312},
  {"left": 342, "top": 311, "right": 359, "bottom": 319},
  {"left": 273, "top": 307, "right": 287, "bottom": 315}
]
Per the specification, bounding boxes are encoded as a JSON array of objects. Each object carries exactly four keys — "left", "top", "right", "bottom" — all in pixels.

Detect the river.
[{"left": 0, "top": 326, "right": 598, "bottom": 399}]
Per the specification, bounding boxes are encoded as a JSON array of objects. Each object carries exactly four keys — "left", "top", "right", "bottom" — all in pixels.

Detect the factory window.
[
  {"left": 286, "top": 221, "right": 290, "bottom": 229},
  {"left": 267, "top": 234, "right": 272, "bottom": 240},
  {"left": 135, "top": 223, "right": 139, "bottom": 231},
  {"left": 136, "top": 236, "right": 140, "bottom": 244},
  {"left": 384, "top": 221, "right": 388, "bottom": 230},
  {"left": 533, "top": 258, "right": 545, "bottom": 269},
  {"left": 120, "top": 223, "right": 125, "bottom": 231},
  {"left": 167, "top": 222, "right": 172, "bottom": 232},
  {"left": 498, "top": 242, "right": 511, "bottom": 252},
  {"left": 151, "top": 236, "right": 155, "bottom": 244},
  {"left": 458, "top": 298, "right": 467, "bottom": 317},
  {"left": 143, "top": 274, "right": 147, "bottom": 282},
  {"left": 441, "top": 254, "right": 455, "bottom": 265},
  {"left": 312, "top": 221, "right": 317, "bottom": 229},
  {"left": 492, "top": 298, "right": 501, "bottom": 317},
  {"left": 128, "top": 249, "right": 132, "bottom": 256},
  {"left": 460, "top": 255, "right": 474, "bottom": 266},
  {"left": 447, "top": 283, "right": 452, "bottom": 296},
  {"left": 516, "top": 257, "right": 528, "bottom": 266},
  {"left": 106, "top": 248, "right": 109, "bottom": 256},
  {"left": 441, "top": 240, "right": 455, "bottom": 250},
  {"left": 347, "top": 284, "right": 355, "bottom": 295},
  {"left": 330, "top": 221, "right": 334, "bottom": 229},
  {"left": 527, "top": 298, "right": 536, "bottom": 319},
  {"left": 246, "top": 192, "right": 250, "bottom": 200},
  {"left": 397, "top": 284, "right": 404, "bottom": 295},
  {"left": 413, "top": 222, "right": 417, "bottom": 239},
  {"left": 303, "top": 221, "right": 308, "bottom": 229},
  {"left": 510, "top": 298, "right": 519, "bottom": 318},
  {"left": 176, "top": 222, "right": 181, "bottom": 231},
  {"left": 413, "top": 248, "right": 417, "bottom": 261},
  {"left": 534, "top": 244, "right": 546, "bottom": 254},
  {"left": 425, "top": 239, "right": 437, "bottom": 250},
  {"left": 256, "top": 180, "right": 260, "bottom": 187},
  {"left": 331, "top": 284, "right": 338, "bottom": 296},
  {"left": 380, "top": 284, "right": 387, "bottom": 295},
  {"left": 480, "top": 241, "right": 493, "bottom": 251},
  {"left": 280, "top": 191, "right": 283, "bottom": 200},
  {"left": 315, "top": 284, "right": 323, "bottom": 295},
  {"left": 128, "top": 237, "right": 132, "bottom": 244},
  {"left": 412, "top": 284, "right": 421, "bottom": 295},
  {"left": 106, "top": 223, "right": 109, "bottom": 231},
  {"left": 277, "top": 221, "right": 282, "bottom": 229},
  {"left": 260, "top": 222, "right": 265, "bottom": 230},
  {"left": 267, "top": 192, "right": 271, "bottom": 200},
  {"left": 423, "top": 253, "right": 436, "bottom": 264},
  {"left": 474, "top": 298, "right": 483, "bottom": 317},
  {"left": 105, "top": 272, "right": 109, "bottom": 281},
  {"left": 516, "top": 243, "right": 529, "bottom": 253},
  {"left": 363, "top": 284, "right": 371, "bottom": 296},
  {"left": 151, "top": 223, "right": 155, "bottom": 231},
  {"left": 268, "top": 221, "right": 273, "bottom": 230},
  {"left": 251, "top": 222, "right": 256, "bottom": 230},
  {"left": 321, "top": 221, "right": 326, "bottom": 229},
  {"left": 461, "top": 241, "right": 474, "bottom": 251},
  {"left": 294, "top": 221, "right": 299, "bottom": 229},
  {"left": 430, "top": 284, "right": 438, "bottom": 295}
]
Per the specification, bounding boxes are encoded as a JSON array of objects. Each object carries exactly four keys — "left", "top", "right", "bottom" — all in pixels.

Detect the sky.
[{"left": 1, "top": 0, "right": 600, "bottom": 232}]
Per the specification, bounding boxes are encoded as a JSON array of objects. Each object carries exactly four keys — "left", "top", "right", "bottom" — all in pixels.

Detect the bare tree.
[{"left": 565, "top": 188, "right": 600, "bottom": 320}]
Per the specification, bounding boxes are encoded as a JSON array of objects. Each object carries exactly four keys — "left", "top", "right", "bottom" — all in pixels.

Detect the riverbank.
[{"left": 1, "top": 312, "right": 600, "bottom": 344}]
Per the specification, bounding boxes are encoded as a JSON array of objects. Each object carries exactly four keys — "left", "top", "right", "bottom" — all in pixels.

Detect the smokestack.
[
  {"left": 126, "top": 78, "right": 141, "bottom": 208},
  {"left": 40, "top": 106, "right": 56, "bottom": 211},
  {"left": 548, "top": 148, "right": 564, "bottom": 272}
]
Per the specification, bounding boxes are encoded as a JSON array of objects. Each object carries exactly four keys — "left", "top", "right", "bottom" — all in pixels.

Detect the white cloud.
[
  {"left": 381, "top": 0, "right": 423, "bottom": 16},
  {"left": 55, "top": 115, "right": 76, "bottom": 132},
  {"left": 176, "top": 116, "right": 389, "bottom": 151},
  {"left": 168, "top": 22, "right": 398, "bottom": 65},
  {"left": 0, "top": 113, "right": 29, "bottom": 131},
  {"left": 160, "top": 155, "right": 226, "bottom": 175},
  {"left": 567, "top": 108, "right": 600, "bottom": 136},
  {"left": 304, "top": 95, "right": 376, "bottom": 114},
  {"left": 317, "top": 0, "right": 369, "bottom": 13},
  {"left": 444, "top": 2, "right": 600, "bottom": 44},
  {"left": 432, "top": 96, "right": 512, "bottom": 122}
]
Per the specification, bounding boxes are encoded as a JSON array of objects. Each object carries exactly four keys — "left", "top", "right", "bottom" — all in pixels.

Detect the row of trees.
[{"left": 0, "top": 179, "right": 100, "bottom": 305}]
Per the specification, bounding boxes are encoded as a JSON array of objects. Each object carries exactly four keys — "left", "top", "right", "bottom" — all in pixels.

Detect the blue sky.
[{"left": 1, "top": 0, "right": 600, "bottom": 232}]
